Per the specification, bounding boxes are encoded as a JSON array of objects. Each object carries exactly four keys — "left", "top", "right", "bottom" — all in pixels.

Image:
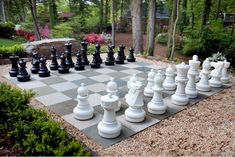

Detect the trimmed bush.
[
  {"left": 0, "top": 45, "right": 25, "bottom": 58},
  {"left": 0, "top": 83, "right": 90, "bottom": 156},
  {"left": 0, "top": 22, "right": 16, "bottom": 39}
]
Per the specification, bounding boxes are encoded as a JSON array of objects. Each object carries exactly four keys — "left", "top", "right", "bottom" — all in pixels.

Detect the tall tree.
[
  {"left": 201, "top": 0, "right": 212, "bottom": 27},
  {"left": 29, "top": 0, "right": 41, "bottom": 41},
  {"left": 215, "top": 0, "right": 221, "bottom": 20},
  {"left": 131, "top": 0, "right": 143, "bottom": 54},
  {"left": 0, "top": 0, "right": 6, "bottom": 22},
  {"left": 111, "top": 0, "right": 115, "bottom": 46},
  {"left": 48, "top": 0, "right": 57, "bottom": 28},
  {"left": 146, "top": 0, "right": 156, "bottom": 56},
  {"left": 100, "top": 0, "right": 104, "bottom": 31}
]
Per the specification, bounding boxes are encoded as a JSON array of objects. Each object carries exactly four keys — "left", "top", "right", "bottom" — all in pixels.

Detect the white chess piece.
[
  {"left": 221, "top": 60, "right": 230, "bottom": 84},
  {"left": 163, "top": 65, "right": 176, "bottom": 90},
  {"left": 106, "top": 78, "right": 121, "bottom": 112},
  {"left": 196, "top": 58, "right": 211, "bottom": 92},
  {"left": 97, "top": 93, "right": 121, "bottom": 138},
  {"left": 185, "top": 55, "right": 201, "bottom": 98},
  {"left": 209, "top": 61, "right": 224, "bottom": 87},
  {"left": 125, "top": 73, "right": 138, "bottom": 100},
  {"left": 73, "top": 83, "right": 94, "bottom": 120},
  {"left": 171, "top": 62, "right": 190, "bottom": 106},
  {"left": 148, "top": 70, "right": 167, "bottom": 114},
  {"left": 125, "top": 81, "right": 145, "bottom": 122},
  {"left": 144, "top": 69, "right": 156, "bottom": 97}
]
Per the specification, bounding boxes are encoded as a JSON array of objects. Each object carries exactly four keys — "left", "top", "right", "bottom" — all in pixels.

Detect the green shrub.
[
  {"left": 0, "top": 44, "right": 25, "bottom": 57},
  {"left": 51, "top": 23, "right": 73, "bottom": 39},
  {"left": 0, "top": 83, "right": 90, "bottom": 156},
  {"left": 0, "top": 22, "right": 16, "bottom": 39},
  {"left": 156, "top": 33, "right": 168, "bottom": 45},
  {"left": 87, "top": 44, "right": 108, "bottom": 55}
]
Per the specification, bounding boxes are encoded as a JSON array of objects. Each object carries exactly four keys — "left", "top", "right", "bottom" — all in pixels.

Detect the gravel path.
[{"left": 0, "top": 57, "right": 234, "bottom": 156}]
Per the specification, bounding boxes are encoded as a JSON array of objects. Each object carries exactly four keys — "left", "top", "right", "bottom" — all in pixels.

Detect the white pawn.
[
  {"left": 106, "top": 78, "right": 121, "bottom": 112},
  {"left": 125, "top": 81, "right": 145, "bottom": 122},
  {"left": 171, "top": 62, "right": 190, "bottom": 106},
  {"left": 125, "top": 73, "right": 138, "bottom": 101},
  {"left": 196, "top": 58, "right": 211, "bottom": 92},
  {"left": 209, "top": 61, "right": 224, "bottom": 87},
  {"left": 144, "top": 69, "right": 156, "bottom": 97},
  {"left": 97, "top": 93, "right": 121, "bottom": 138},
  {"left": 73, "top": 83, "right": 94, "bottom": 120},
  {"left": 163, "top": 65, "right": 176, "bottom": 90},
  {"left": 148, "top": 70, "right": 167, "bottom": 114},
  {"left": 185, "top": 55, "right": 201, "bottom": 98},
  {"left": 221, "top": 60, "right": 230, "bottom": 84}
]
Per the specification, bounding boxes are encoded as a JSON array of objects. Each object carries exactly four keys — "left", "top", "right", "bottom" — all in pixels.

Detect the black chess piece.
[
  {"left": 38, "top": 56, "right": 50, "bottom": 77},
  {"left": 81, "top": 41, "right": 89, "bottom": 65},
  {"left": 119, "top": 44, "right": 126, "bottom": 60},
  {"left": 74, "top": 51, "right": 85, "bottom": 71},
  {"left": 58, "top": 53, "right": 69, "bottom": 73},
  {"left": 65, "top": 42, "right": 74, "bottom": 67},
  {"left": 50, "top": 46, "right": 59, "bottom": 70},
  {"left": 127, "top": 47, "right": 136, "bottom": 62},
  {"left": 115, "top": 50, "right": 125, "bottom": 64},
  {"left": 90, "top": 51, "right": 100, "bottom": 68},
  {"left": 105, "top": 44, "right": 115, "bottom": 66},
  {"left": 31, "top": 51, "right": 40, "bottom": 74},
  {"left": 9, "top": 54, "right": 19, "bottom": 77},
  {"left": 95, "top": 43, "right": 102, "bottom": 63},
  {"left": 17, "top": 59, "right": 30, "bottom": 82}
]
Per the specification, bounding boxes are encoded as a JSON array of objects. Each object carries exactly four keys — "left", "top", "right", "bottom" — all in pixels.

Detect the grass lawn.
[{"left": 0, "top": 37, "right": 27, "bottom": 47}]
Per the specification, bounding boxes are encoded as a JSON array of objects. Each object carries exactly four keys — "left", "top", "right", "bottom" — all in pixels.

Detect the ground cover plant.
[{"left": 0, "top": 83, "right": 90, "bottom": 156}]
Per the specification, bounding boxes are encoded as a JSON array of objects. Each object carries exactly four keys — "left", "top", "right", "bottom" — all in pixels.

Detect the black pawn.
[
  {"left": 31, "top": 51, "right": 40, "bottom": 74},
  {"left": 119, "top": 44, "right": 126, "bottom": 60},
  {"left": 81, "top": 41, "right": 89, "bottom": 65},
  {"left": 115, "top": 50, "right": 125, "bottom": 64},
  {"left": 17, "top": 59, "right": 30, "bottom": 82},
  {"left": 58, "top": 53, "right": 69, "bottom": 73},
  {"left": 127, "top": 47, "right": 136, "bottom": 62},
  {"left": 9, "top": 54, "right": 19, "bottom": 77},
  {"left": 65, "top": 42, "right": 74, "bottom": 67},
  {"left": 74, "top": 51, "right": 85, "bottom": 71},
  {"left": 105, "top": 45, "right": 115, "bottom": 66},
  {"left": 50, "top": 46, "right": 59, "bottom": 70},
  {"left": 90, "top": 51, "right": 100, "bottom": 68},
  {"left": 38, "top": 57, "right": 50, "bottom": 77},
  {"left": 95, "top": 43, "right": 102, "bottom": 63}
]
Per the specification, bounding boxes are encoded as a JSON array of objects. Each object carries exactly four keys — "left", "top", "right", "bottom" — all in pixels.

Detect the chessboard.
[{"left": 4, "top": 59, "right": 234, "bottom": 148}]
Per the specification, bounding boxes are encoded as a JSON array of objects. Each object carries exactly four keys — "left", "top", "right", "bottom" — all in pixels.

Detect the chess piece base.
[
  {"left": 105, "top": 61, "right": 115, "bottom": 66},
  {"left": 66, "top": 63, "right": 74, "bottom": 68},
  {"left": 221, "top": 77, "right": 229, "bottom": 84},
  {"left": 9, "top": 70, "right": 18, "bottom": 77},
  {"left": 127, "top": 58, "right": 136, "bottom": 62},
  {"left": 144, "top": 88, "right": 154, "bottom": 97},
  {"left": 74, "top": 65, "right": 85, "bottom": 71},
  {"left": 17, "top": 74, "right": 30, "bottom": 82},
  {"left": 163, "top": 83, "right": 176, "bottom": 91},
  {"left": 38, "top": 71, "right": 50, "bottom": 77},
  {"left": 90, "top": 64, "right": 100, "bottom": 68},
  {"left": 73, "top": 107, "right": 94, "bottom": 120},
  {"left": 125, "top": 108, "right": 145, "bottom": 122},
  {"left": 147, "top": 101, "right": 166, "bottom": 115},
  {"left": 115, "top": 60, "right": 124, "bottom": 64},
  {"left": 97, "top": 121, "right": 121, "bottom": 138},
  {"left": 58, "top": 68, "right": 69, "bottom": 73},
  {"left": 209, "top": 78, "right": 222, "bottom": 87},
  {"left": 82, "top": 61, "right": 89, "bottom": 65},
  {"left": 185, "top": 88, "right": 198, "bottom": 98},
  {"left": 196, "top": 83, "right": 211, "bottom": 92},
  {"left": 171, "top": 94, "right": 189, "bottom": 106},
  {"left": 50, "top": 65, "right": 59, "bottom": 70},
  {"left": 31, "top": 68, "right": 39, "bottom": 74}
]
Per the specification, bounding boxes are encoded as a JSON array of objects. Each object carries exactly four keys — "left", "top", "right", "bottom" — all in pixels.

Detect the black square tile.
[
  {"left": 47, "top": 99, "right": 77, "bottom": 116},
  {"left": 62, "top": 88, "right": 78, "bottom": 99},
  {"left": 82, "top": 124, "right": 135, "bottom": 148},
  {"left": 72, "top": 78, "right": 98, "bottom": 86},
  {"left": 32, "top": 86, "right": 57, "bottom": 97},
  {"left": 135, "top": 67, "right": 151, "bottom": 73},
  {"left": 79, "top": 71, "right": 101, "bottom": 77},
  {"left": 106, "top": 72, "right": 128, "bottom": 78},
  {"left": 41, "top": 77, "right": 66, "bottom": 85},
  {"left": 108, "top": 65, "right": 128, "bottom": 71}
]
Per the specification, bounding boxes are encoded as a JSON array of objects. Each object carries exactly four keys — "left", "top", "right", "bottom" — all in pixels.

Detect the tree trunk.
[
  {"left": 131, "top": 0, "right": 143, "bottom": 54},
  {"left": 29, "top": 0, "right": 41, "bottom": 41},
  {"left": 100, "top": 0, "right": 104, "bottom": 32},
  {"left": 104, "top": 0, "right": 108, "bottom": 31},
  {"left": 111, "top": 0, "right": 115, "bottom": 46},
  {"left": 166, "top": 0, "right": 176, "bottom": 58},
  {"left": 0, "top": 0, "right": 6, "bottom": 22},
  {"left": 215, "top": 0, "right": 221, "bottom": 20},
  {"left": 190, "top": 0, "right": 195, "bottom": 30},
  {"left": 146, "top": 0, "right": 156, "bottom": 56},
  {"left": 169, "top": 0, "right": 179, "bottom": 60},
  {"left": 49, "top": 0, "right": 57, "bottom": 28},
  {"left": 201, "top": 0, "right": 212, "bottom": 27},
  {"left": 120, "top": 0, "right": 123, "bottom": 30}
]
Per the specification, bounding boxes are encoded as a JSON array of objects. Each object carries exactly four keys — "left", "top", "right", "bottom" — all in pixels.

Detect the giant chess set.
[{"left": 5, "top": 41, "right": 234, "bottom": 148}]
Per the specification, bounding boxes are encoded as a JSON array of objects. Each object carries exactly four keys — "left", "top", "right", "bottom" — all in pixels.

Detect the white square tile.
[
  {"left": 90, "top": 74, "right": 112, "bottom": 82},
  {"left": 88, "top": 93, "right": 102, "bottom": 106},
  {"left": 50, "top": 82, "right": 78, "bottom": 92},
  {"left": 120, "top": 75, "right": 145, "bottom": 81},
  {"left": 62, "top": 113, "right": 102, "bottom": 130},
  {"left": 121, "top": 69, "right": 143, "bottom": 75},
  {"left": 17, "top": 81, "right": 46, "bottom": 90},
  {"left": 146, "top": 64, "right": 166, "bottom": 70},
  {"left": 60, "top": 73, "right": 86, "bottom": 81},
  {"left": 121, "top": 63, "right": 142, "bottom": 69},
  {"left": 31, "top": 74, "right": 56, "bottom": 80},
  {"left": 36, "top": 92, "right": 71, "bottom": 106},
  {"left": 117, "top": 114, "right": 160, "bottom": 132},
  {"left": 87, "top": 83, "right": 107, "bottom": 92},
  {"left": 94, "top": 68, "right": 117, "bottom": 74}
]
